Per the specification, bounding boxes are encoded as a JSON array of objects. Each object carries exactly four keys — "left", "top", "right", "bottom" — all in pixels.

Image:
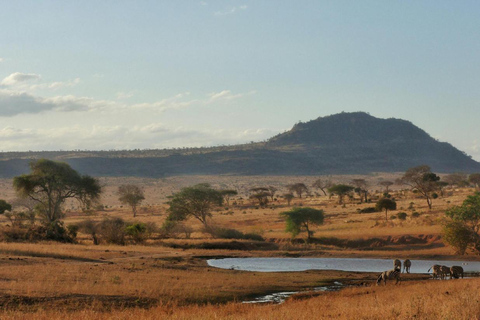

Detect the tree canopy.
[
  {"left": 443, "top": 192, "right": 480, "bottom": 254},
  {"left": 375, "top": 198, "right": 397, "bottom": 221},
  {"left": 0, "top": 199, "right": 12, "bottom": 215},
  {"left": 117, "top": 184, "right": 145, "bottom": 217},
  {"left": 280, "top": 207, "right": 325, "bottom": 242},
  {"left": 13, "top": 159, "right": 101, "bottom": 225},
  {"left": 166, "top": 183, "right": 223, "bottom": 226},
  {"left": 287, "top": 183, "right": 309, "bottom": 198},
  {"left": 327, "top": 184, "right": 354, "bottom": 204}
]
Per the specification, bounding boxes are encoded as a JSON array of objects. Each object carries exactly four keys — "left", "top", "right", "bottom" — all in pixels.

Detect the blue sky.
[{"left": 1, "top": 1, "right": 480, "bottom": 160}]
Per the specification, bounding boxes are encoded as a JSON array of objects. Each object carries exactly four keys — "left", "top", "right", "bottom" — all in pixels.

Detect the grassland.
[{"left": 0, "top": 174, "right": 479, "bottom": 319}]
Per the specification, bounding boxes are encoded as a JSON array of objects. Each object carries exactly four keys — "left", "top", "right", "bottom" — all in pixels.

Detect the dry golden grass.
[{"left": 0, "top": 174, "right": 479, "bottom": 318}]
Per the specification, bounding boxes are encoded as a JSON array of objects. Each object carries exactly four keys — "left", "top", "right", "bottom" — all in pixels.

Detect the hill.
[{"left": 1, "top": 112, "right": 479, "bottom": 177}]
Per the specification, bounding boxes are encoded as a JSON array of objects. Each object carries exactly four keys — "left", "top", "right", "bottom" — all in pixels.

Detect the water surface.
[{"left": 207, "top": 257, "right": 480, "bottom": 273}]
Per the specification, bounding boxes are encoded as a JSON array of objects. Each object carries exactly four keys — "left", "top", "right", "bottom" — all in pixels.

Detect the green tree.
[
  {"left": 0, "top": 199, "right": 12, "bottom": 215},
  {"left": 443, "top": 192, "right": 480, "bottom": 254},
  {"left": 327, "top": 184, "right": 354, "bottom": 204},
  {"left": 375, "top": 198, "right": 397, "bottom": 221},
  {"left": 400, "top": 165, "right": 440, "bottom": 209},
  {"left": 13, "top": 159, "right": 101, "bottom": 230},
  {"left": 280, "top": 207, "right": 325, "bottom": 242},
  {"left": 166, "top": 183, "right": 223, "bottom": 227},
  {"left": 117, "top": 184, "right": 145, "bottom": 217}
]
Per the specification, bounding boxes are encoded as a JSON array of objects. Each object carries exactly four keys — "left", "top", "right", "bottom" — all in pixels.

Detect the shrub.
[
  {"left": 397, "top": 212, "right": 408, "bottom": 220},
  {"left": 205, "top": 226, "right": 264, "bottom": 241},
  {"left": 125, "top": 222, "right": 148, "bottom": 244},
  {"left": 99, "top": 218, "right": 126, "bottom": 245},
  {"left": 411, "top": 211, "right": 420, "bottom": 218},
  {"left": 358, "top": 207, "right": 377, "bottom": 214}
]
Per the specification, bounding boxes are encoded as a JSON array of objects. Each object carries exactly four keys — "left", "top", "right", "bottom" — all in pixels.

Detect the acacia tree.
[
  {"left": 379, "top": 181, "right": 394, "bottom": 193},
  {"left": 267, "top": 186, "right": 278, "bottom": 201},
  {"left": 443, "top": 192, "right": 480, "bottom": 254},
  {"left": 352, "top": 179, "right": 368, "bottom": 203},
  {"left": 13, "top": 159, "right": 101, "bottom": 230},
  {"left": 280, "top": 207, "right": 325, "bottom": 242},
  {"left": 165, "top": 183, "right": 223, "bottom": 227},
  {"left": 312, "top": 178, "right": 333, "bottom": 196},
  {"left": 375, "top": 198, "right": 397, "bottom": 221},
  {"left": 249, "top": 187, "right": 270, "bottom": 207},
  {"left": 287, "top": 183, "right": 309, "bottom": 198},
  {"left": 327, "top": 184, "right": 354, "bottom": 205},
  {"left": 468, "top": 173, "right": 480, "bottom": 189},
  {"left": 220, "top": 189, "right": 238, "bottom": 206},
  {"left": 400, "top": 165, "right": 440, "bottom": 209},
  {"left": 283, "top": 193, "right": 294, "bottom": 206},
  {"left": 117, "top": 184, "right": 145, "bottom": 217},
  {"left": 444, "top": 173, "right": 468, "bottom": 188}
]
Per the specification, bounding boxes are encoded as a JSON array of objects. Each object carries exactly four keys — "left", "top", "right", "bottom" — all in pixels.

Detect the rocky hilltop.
[{"left": 1, "top": 112, "right": 479, "bottom": 177}]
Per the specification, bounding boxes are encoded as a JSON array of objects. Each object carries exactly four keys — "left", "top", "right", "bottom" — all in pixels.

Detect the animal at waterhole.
[
  {"left": 403, "top": 259, "right": 411, "bottom": 273},
  {"left": 376, "top": 269, "right": 401, "bottom": 286},
  {"left": 450, "top": 266, "right": 464, "bottom": 279}
]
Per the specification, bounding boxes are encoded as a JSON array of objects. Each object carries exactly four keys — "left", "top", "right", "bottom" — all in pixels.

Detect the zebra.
[
  {"left": 376, "top": 269, "right": 401, "bottom": 285},
  {"left": 403, "top": 259, "right": 411, "bottom": 273},
  {"left": 394, "top": 259, "right": 402, "bottom": 272},
  {"left": 427, "top": 264, "right": 441, "bottom": 279},
  {"left": 450, "top": 266, "right": 464, "bottom": 279},
  {"left": 440, "top": 265, "right": 451, "bottom": 280}
]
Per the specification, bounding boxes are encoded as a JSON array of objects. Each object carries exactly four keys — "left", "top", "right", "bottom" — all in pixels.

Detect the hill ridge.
[{"left": 0, "top": 112, "right": 478, "bottom": 177}]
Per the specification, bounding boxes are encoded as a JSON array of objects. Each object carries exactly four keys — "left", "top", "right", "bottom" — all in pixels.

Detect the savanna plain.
[{"left": 0, "top": 174, "right": 479, "bottom": 319}]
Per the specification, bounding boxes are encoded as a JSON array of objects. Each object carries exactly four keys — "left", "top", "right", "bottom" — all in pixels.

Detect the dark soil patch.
[{"left": 0, "top": 293, "right": 158, "bottom": 311}]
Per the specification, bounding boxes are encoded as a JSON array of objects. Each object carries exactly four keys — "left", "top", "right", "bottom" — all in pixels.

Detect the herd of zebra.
[{"left": 376, "top": 259, "right": 465, "bottom": 285}]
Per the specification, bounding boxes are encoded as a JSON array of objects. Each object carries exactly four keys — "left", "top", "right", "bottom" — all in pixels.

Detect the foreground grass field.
[{"left": 0, "top": 174, "right": 479, "bottom": 319}]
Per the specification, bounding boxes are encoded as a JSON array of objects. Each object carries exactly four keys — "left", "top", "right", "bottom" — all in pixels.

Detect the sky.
[{"left": 1, "top": 1, "right": 480, "bottom": 159}]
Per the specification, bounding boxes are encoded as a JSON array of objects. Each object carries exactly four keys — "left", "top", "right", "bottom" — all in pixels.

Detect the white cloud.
[
  {"left": 200, "top": 1, "right": 208, "bottom": 5},
  {"left": 48, "top": 78, "right": 81, "bottom": 90},
  {"left": 1, "top": 72, "right": 41, "bottom": 86},
  {"left": 207, "top": 90, "right": 256, "bottom": 103},
  {"left": 0, "top": 58, "right": 4, "bottom": 63},
  {"left": 214, "top": 5, "right": 247, "bottom": 16}
]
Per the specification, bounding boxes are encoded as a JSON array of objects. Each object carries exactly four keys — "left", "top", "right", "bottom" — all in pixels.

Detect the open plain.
[{"left": 0, "top": 174, "right": 479, "bottom": 319}]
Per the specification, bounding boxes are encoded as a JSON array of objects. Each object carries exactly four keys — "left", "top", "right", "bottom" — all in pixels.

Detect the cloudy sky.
[{"left": 1, "top": 1, "right": 480, "bottom": 159}]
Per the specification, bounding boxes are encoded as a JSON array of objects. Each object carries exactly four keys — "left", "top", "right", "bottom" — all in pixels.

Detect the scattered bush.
[
  {"left": 205, "top": 226, "right": 264, "bottom": 241},
  {"left": 397, "top": 212, "right": 408, "bottom": 220},
  {"left": 99, "top": 218, "right": 126, "bottom": 245},
  {"left": 411, "top": 211, "right": 420, "bottom": 218},
  {"left": 358, "top": 207, "right": 377, "bottom": 214},
  {"left": 125, "top": 222, "right": 148, "bottom": 244}
]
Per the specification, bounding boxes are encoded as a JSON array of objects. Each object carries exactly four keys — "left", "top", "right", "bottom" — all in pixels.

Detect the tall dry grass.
[{"left": 1, "top": 279, "right": 479, "bottom": 319}]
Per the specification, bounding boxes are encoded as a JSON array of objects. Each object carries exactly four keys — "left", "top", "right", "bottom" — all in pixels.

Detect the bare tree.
[
  {"left": 283, "top": 193, "right": 294, "bottom": 206},
  {"left": 287, "top": 183, "right": 309, "bottom": 198},
  {"left": 312, "top": 178, "right": 333, "bottom": 196},
  {"left": 117, "top": 184, "right": 145, "bottom": 217},
  {"left": 352, "top": 179, "right": 368, "bottom": 203}
]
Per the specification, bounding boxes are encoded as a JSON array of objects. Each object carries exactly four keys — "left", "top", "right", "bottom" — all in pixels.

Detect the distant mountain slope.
[{"left": 1, "top": 112, "right": 479, "bottom": 177}]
